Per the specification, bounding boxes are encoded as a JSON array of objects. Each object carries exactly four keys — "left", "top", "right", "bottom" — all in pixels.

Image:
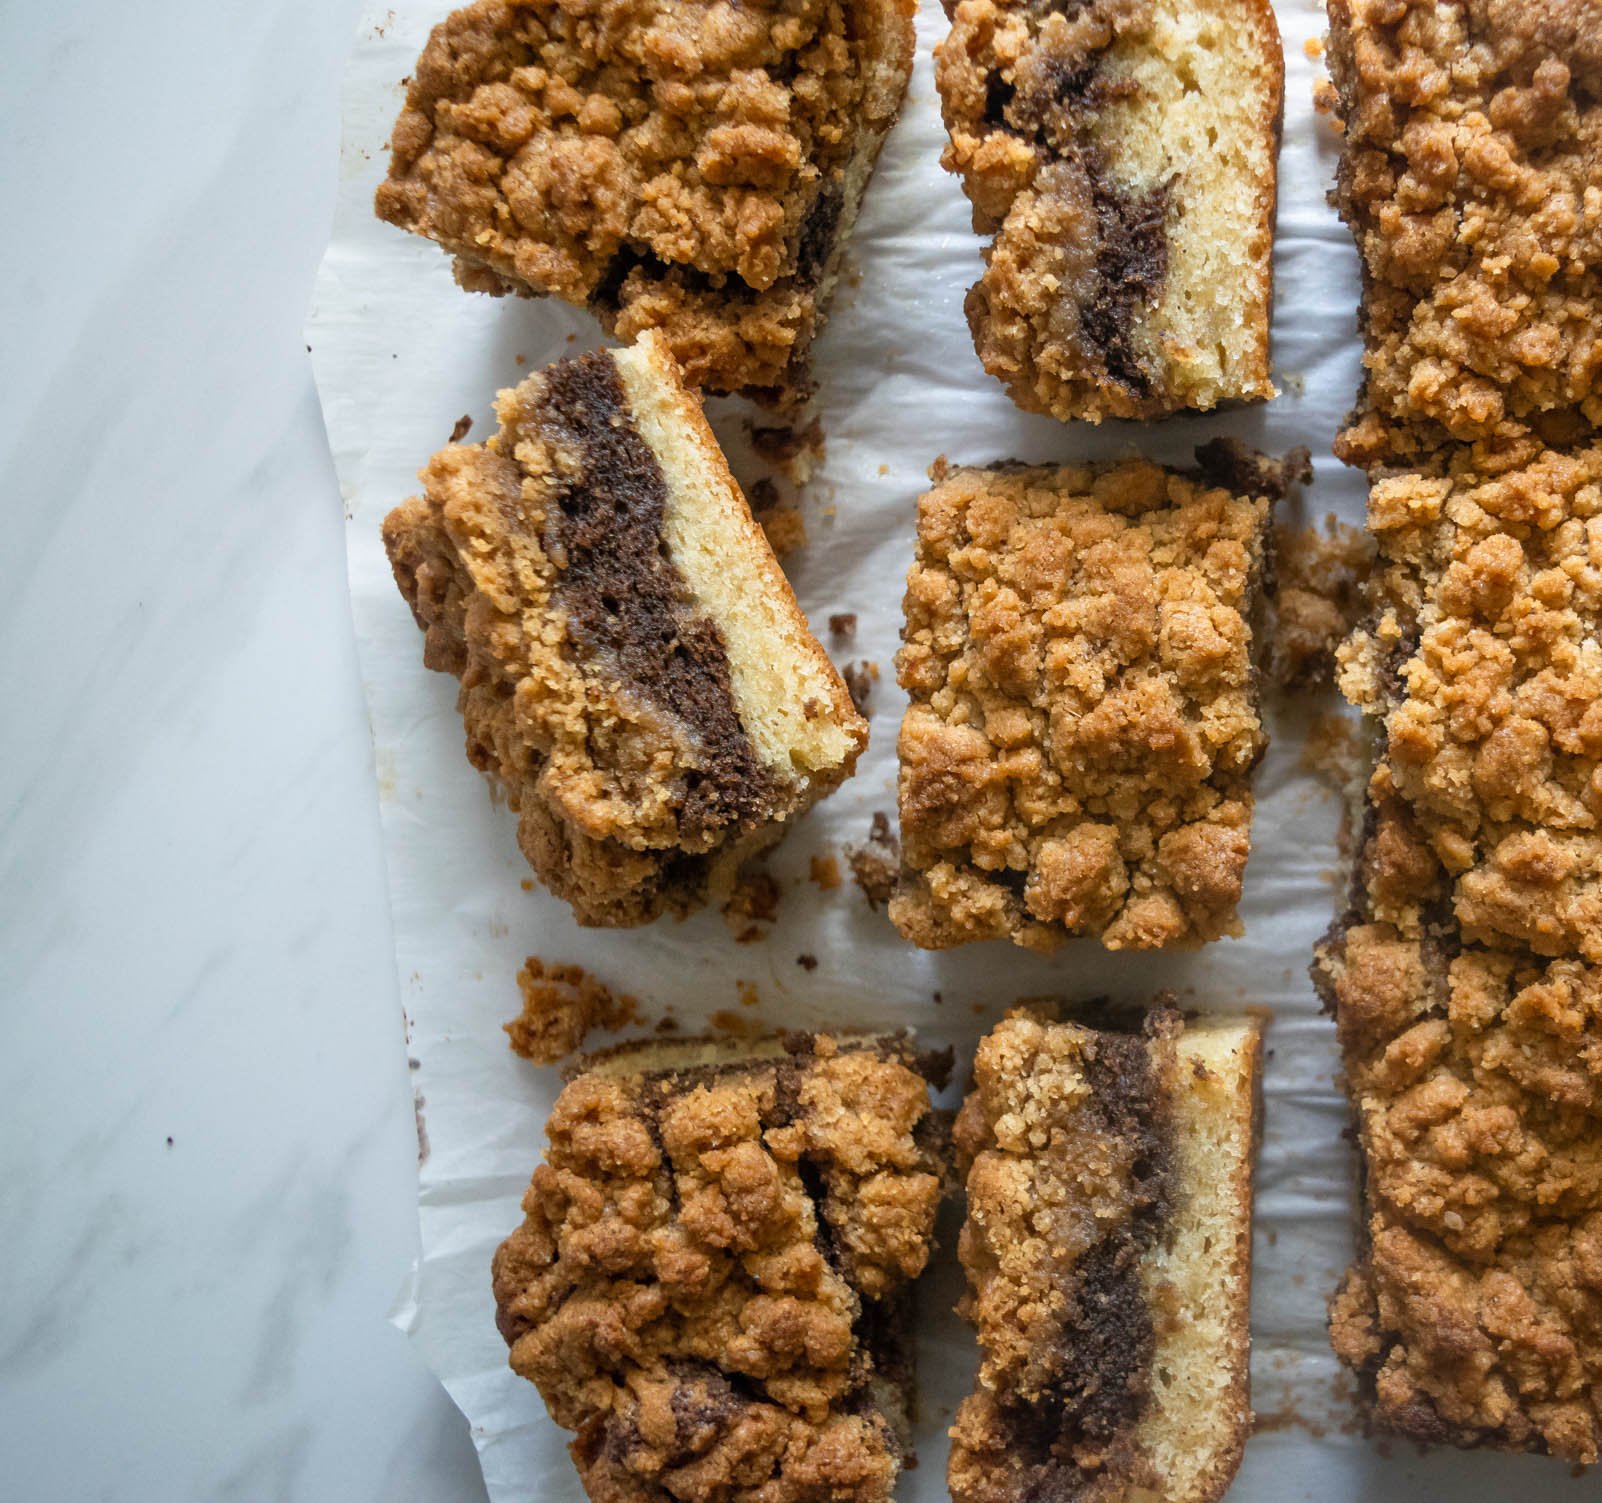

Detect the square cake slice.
[
  {"left": 382, "top": 331, "right": 867, "bottom": 926},
  {"left": 491, "top": 1031, "right": 953, "bottom": 1503},
  {"left": 934, "top": 0, "right": 1283, "bottom": 422},
  {"left": 892, "top": 442, "right": 1305, "bottom": 951},
  {"left": 1336, "top": 441, "right": 1602, "bottom": 962},
  {"left": 1327, "top": 0, "right": 1602, "bottom": 468},
  {"left": 949, "top": 1004, "right": 1262, "bottom": 1503},
  {"left": 374, "top": 0, "right": 915, "bottom": 406}
]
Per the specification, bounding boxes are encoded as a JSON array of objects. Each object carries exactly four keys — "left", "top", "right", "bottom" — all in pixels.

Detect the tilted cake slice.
[
  {"left": 949, "top": 1004, "right": 1262, "bottom": 1503},
  {"left": 375, "top": 0, "right": 916, "bottom": 405},
  {"left": 491, "top": 1031, "right": 953, "bottom": 1503},
  {"left": 383, "top": 330, "right": 867, "bottom": 926},
  {"left": 935, "top": 0, "right": 1283, "bottom": 421}
]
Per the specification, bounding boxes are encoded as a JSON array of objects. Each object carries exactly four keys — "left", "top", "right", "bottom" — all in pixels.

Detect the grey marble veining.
[{"left": 0, "top": 2, "right": 487, "bottom": 1497}]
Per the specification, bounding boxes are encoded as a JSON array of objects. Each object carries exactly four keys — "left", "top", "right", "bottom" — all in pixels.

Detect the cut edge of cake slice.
[
  {"left": 936, "top": 0, "right": 1284, "bottom": 422},
  {"left": 948, "top": 1002, "right": 1261, "bottom": 1503},
  {"left": 382, "top": 332, "right": 867, "bottom": 926},
  {"left": 1137, "top": 1010, "right": 1261, "bottom": 1503},
  {"left": 612, "top": 329, "right": 868, "bottom": 785}
]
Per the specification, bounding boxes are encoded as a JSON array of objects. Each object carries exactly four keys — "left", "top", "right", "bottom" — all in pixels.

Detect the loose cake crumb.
[
  {"left": 723, "top": 868, "right": 782, "bottom": 942},
  {"left": 449, "top": 413, "right": 473, "bottom": 442},
  {"left": 751, "top": 418, "right": 827, "bottom": 484},
  {"left": 750, "top": 476, "right": 810, "bottom": 558},
  {"left": 828, "top": 612, "right": 858, "bottom": 640},
  {"left": 506, "top": 958, "right": 641, "bottom": 1064},
  {"left": 847, "top": 812, "right": 900, "bottom": 911}
]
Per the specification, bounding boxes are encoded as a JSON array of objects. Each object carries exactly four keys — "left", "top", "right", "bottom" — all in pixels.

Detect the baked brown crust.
[
  {"left": 933, "top": 0, "right": 1283, "bottom": 422},
  {"left": 1339, "top": 442, "right": 1602, "bottom": 962},
  {"left": 491, "top": 1032, "right": 952, "bottom": 1503},
  {"left": 1327, "top": 0, "right": 1602, "bottom": 468},
  {"left": 375, "top": 0, "right": 914, "bottom": 403},
  {"left": 891, "top": 445, "right": 1302, "bottom": 952},
  {"left": 1316, "top": 440, "right": 1602, "bottom": 1461},
  {"left": 382, "top": 336, "right": 864, "bottom": 926}
]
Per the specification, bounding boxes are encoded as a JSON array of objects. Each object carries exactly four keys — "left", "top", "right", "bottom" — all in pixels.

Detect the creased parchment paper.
[{"left": 308, "top": 3, "right": 1593, "bottom": 1496}]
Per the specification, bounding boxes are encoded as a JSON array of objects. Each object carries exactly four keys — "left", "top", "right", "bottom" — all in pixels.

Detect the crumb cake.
[
  {"left": 1337, "top": 441, "right": 1602, "bottom": 962},
  {"left": 1313, "top": 436, "right": 1602, "bottom": 1460},
  {"left": 1327, "top": 0, "right": 1602, "bottom": 468},
  {"left": 491, "top": 1031, "right": 953, "bottom": 1503},
  {"left": 949, "top": 1004, "right": 1262, "bottom": 1503},
  {"left": 382, "top": 331, "right": 867, "bottom": 926},
  {"left": 892, "top": 442, "right": 1306, "bottom": 952},
  {"left": 934, "top": 0, "right": 1283, "bottom": 422},
  {"left": 1267, "top": 514, "right": 1373, "bottom": 689},
  {"left": 375, "top": 0, "right": 915, "bottom": 405},
  {"left": 1315, "top": 803, "right": 1602, "bottom": 1463}
]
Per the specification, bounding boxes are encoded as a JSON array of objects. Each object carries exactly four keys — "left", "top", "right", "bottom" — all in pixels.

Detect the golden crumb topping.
[
  {"left": 1322, "top": 905, "right": 1602, "bottom": 1463},
  {"left": 376, "top": 0, "right": 912, "bottom": 399},
  {"left": 1328, "top": 0, "right": 1602, "bottom": 466},
  {"left": 491, "top": 1037, "right": 949, "bottom": 1503},
  {"left": 892, "top": 452, "right": 1286, "bottom": 951},
  {"left": 1339, "top": 443, "right": 1602, "bottom": 961}
]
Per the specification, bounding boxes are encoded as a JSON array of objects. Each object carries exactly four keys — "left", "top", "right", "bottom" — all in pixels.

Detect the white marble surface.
[{"left": 0, "top": 3, "right": 486, "bottom": 1497}]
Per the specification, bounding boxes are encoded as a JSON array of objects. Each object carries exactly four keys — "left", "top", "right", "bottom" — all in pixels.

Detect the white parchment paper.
[{"left": 309, "top": 3, "right": 1594, "bottom": 1495}]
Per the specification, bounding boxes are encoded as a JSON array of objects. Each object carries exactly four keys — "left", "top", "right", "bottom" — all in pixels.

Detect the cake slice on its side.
[
  {"left": 383, "top": 330, "right": 867, "bottom": 926},
  {"left": 892, "top": 442, "right": 1305, "bottom": 951},
  {"left": 948, "top": 1004, "right": 1261, "bottom": 1503},
  {"left": 375, "top": 0, "right": 916, "bottom": 406},
  {"left": 934, "top": 0, "right": 1284, "bottom": 422},
  {"left": 491, "top": 1031, "right": 954, "bottom": 1503}
]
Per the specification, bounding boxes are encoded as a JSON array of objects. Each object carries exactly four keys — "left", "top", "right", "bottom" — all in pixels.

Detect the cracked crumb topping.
[
  {"left": 892, "top": 449, "right": 1296, "bottom": 951},
  {"left": 491, "top": 1034, "right": 950, "bottom": 1503},
  {"left": 1328, "top": 0, "right": 1602, "bottom": 466},
  {"left": 933, "top": 0, "right": 1281, "bottom": 421},
  {"left": 375, "top": 0, "right": 913, "bottom": 400},
  {"left": 1339, "top": 441, "right": 1602, "bottom": 962},
  {"left": 1320, "top": 876, "right": 1602, "bottom": 1461}
]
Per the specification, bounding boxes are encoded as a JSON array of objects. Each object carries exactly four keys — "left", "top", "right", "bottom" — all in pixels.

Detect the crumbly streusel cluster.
[
  {"left": 1322, "top": 2, "right": 1602, "bottom": 1460},
  {"left": 491, "top": 1037, "right": 950, "bottom": 1503},
  {"left": 892, "top": 453, "right": 1281, "bottom": 951},
  {"left": 1320, "top": 804, "right": 1602, "bottom": 1462},
  {"left": 1340, "top": 442, "right": 1602, "bottom": 962}
]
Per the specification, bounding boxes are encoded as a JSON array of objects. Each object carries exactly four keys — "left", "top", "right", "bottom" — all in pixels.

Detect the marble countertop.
[{"left": 1, "top": 2, "right": 487, "bottom": 1496}]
